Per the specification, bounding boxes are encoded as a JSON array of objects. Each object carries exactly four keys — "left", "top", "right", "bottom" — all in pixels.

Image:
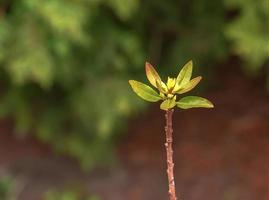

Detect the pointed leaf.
[
  {"left": 166, "top": 77, "right": 176, "bottom": 90},
  {"left": 160, "top": 97, "right": 176, "bottom": 110},
  {"left": 172, "top": 82, "right": 181, "bottom": 93},
  {"left": 176, "top": 60, "right": 193, "bottom": 87},
  {"left": 176, "top": 96, "right": 214, "bottom": 109},
  {"left": 176, "top": 76, "right": 202, "bottom": 94},
  {"left": 156, "top": 79, "right": 168, "bottom": 94},
  {"left": 129, "top": 80, "right": 161, "bottom": 102},
  {"left": 145, "top": 62, "right": 162, "bottom": 88}
]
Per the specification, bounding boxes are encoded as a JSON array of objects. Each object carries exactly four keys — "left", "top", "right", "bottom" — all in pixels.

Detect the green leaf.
[
  {"left": 166, "top": 77, "right": 176, "bottom": 90},
  {"left": 156, "top": 79, "right": 168, "bottom": 94},
  {"left": 176, "top": 60, "right": 193, "bottom": 87},
  {"left": 145, "top": 62, "right": 162, "bottom": 88},
  {"left": 160, "top": 97, "right": 176, "bottom": 110},
  {"left": 129, "top": 80, "right": 161, "bottom": 102},
  {"left": 176, "top": 96, "right": 214, "bottom": 109},
  {"left": 176, "top": 76, "right": 202, "bottom": 94}
]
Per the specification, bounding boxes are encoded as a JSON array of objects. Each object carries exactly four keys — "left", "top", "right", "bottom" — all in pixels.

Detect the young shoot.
[{"left": 129, "top": 60, "right": 214, "bottom": 200}]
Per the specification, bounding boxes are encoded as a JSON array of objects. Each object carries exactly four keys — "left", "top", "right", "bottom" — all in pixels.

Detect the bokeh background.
[{"left": 0, "top": 0, "right": 269, "bottom": 199}]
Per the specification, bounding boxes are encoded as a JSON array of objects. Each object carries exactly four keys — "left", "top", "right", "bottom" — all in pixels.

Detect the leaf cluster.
[{"left": 129, "top": 61, "right": 214, "bottom": 110}]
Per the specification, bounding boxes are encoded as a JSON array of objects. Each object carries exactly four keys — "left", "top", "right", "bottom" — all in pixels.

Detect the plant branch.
[{"left": 165, "top": 109, "right": 177, "bottom": 200}]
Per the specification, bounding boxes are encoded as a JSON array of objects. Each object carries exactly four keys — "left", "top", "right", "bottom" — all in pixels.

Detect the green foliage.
[
  {"left": 225, "top": 0, "right": 269, "bottom": 72},
  {"left": 177, "top": 96, "right": 214, "bottom": 109},
  {"left": 160, "top": 97, "right": 177, "bottom": 111},
  {"left": 0, "top": 0, "right": 145, "bottom": 169},
  {"left": 129, "top": 80, "right": 162, "bottom": 102},
  {"left": 45, "top": 188, "right": 99, "bottom": 200},
  {"left": 0, "top": 176, "right": 14, "bottom": 200},
  {"left": 177, "top": 76, "right": 202, "bottom": 94},
  {"left": 176, "top": 61, "right": 193, "bottom": 87},
  {"left": 129, "top": 61, "right": 214, "bottom": 110},
  {"left": 0, "top": 0, "right": 268, "bottom": 169}
]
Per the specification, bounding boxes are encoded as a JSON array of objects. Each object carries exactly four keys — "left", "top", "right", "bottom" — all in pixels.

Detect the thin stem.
[{"left": 165, "top": 109, "right": 177, "bottom": 200}]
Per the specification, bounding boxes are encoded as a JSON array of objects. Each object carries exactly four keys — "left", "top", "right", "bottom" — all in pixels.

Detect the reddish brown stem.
[{"left": 165, "top": 109, "right": 177, "bottom": 200}]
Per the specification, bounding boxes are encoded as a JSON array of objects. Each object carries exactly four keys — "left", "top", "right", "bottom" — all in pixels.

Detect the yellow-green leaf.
[
  {"left": 176, "top": 96, "right": 214, "bottom": 109},
  {"left": 145, "top": 62, "right": 162, "bottom": 88},
  {"left": 176, "top": 76, "right": 202, "bottom": 94},
  {"left": 160, "top": 96, "right": 176, "bottom": 110},
  {"left": 129, "top": 80, "right": 161, "bottom": 102},
  {"left": 166, "top": 77, "right": 176, "bottom": 90},
  {"left": 156, "top": 79, "right": 168, "bottom": 94},
  {"left": 176, "top": 60, "right": 193, "bottom": 87}
]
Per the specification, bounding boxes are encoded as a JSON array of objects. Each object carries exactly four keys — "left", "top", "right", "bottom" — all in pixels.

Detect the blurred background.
[{"left": 0, "top": 0, "right": 269, "bottom": 199}]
